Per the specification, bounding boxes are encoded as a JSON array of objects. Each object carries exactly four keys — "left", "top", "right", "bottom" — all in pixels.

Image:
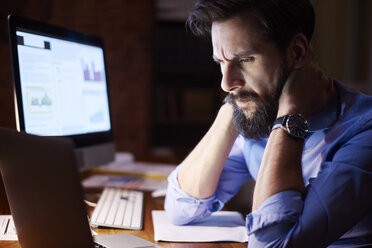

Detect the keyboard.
[{"left": 90, "top": 188, "right": 144, "bottom": 230}]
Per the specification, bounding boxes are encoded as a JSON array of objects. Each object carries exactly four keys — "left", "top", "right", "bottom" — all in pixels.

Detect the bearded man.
[{"left": 164, "top": 1, "right": 372, "bottom": 247}]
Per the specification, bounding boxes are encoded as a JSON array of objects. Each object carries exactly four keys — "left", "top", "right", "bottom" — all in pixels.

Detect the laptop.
[{"left": 0, "top": 128, "right": 162, "bottom": 248}]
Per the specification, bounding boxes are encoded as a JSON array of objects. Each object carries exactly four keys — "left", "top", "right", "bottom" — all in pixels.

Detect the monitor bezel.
[{"left": 8, "top": 15, "right": 114, "bottom": 148}]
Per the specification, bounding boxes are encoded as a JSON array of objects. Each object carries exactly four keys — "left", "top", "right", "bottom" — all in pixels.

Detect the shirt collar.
[{"left": 307, "top": 79, "right": 340, "bottom": 132}]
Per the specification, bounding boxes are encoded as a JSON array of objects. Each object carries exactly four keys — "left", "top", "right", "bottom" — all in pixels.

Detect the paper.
[
  {"left": 111, "top": 152, "right": 135, "bottom": 164},
  {"left": 92, "top": 152, "right": 176, "bottom": 180},
  {"left": 82, "top": 174, "right": 167, "bottom": 192},
  {"left": 95, "top": 161, "right": 175, "bottom": 179},
  {"left": 0, "top": 215, "right": 18, "bottom": 241},
  {"left": 109, "top": 161, "right": 175, "bottom": 176},
  {"left": 152, "top": 210, "right": 248, "bottom": 243},
  {"left": 0, "top": 215, "right": 97, "bottom": 241},
  {"left": 94, "top": 234, "right": 163, "bottom": 248}
]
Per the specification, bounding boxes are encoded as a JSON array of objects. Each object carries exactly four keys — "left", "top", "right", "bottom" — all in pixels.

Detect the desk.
[{"left": 0, "top": 189, "right": 247, "bottom": 248}]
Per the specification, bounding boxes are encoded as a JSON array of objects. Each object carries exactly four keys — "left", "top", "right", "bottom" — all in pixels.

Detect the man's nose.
[{"left": 220, "top": 63, "right": 244, "bottom": 92}]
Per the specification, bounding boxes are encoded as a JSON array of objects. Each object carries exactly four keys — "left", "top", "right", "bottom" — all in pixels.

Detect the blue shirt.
[{"left": 164, "top": 81, "right": 372, "bottom": 248}]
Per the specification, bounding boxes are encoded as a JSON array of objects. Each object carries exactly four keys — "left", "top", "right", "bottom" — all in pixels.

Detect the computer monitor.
[{"left": 8, "top": 15, "right": 115, "bottom": 170}]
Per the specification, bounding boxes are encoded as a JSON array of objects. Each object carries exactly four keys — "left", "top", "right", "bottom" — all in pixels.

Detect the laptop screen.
[{"left": 15, "top": 30, "right": 111, "bottom": 136}]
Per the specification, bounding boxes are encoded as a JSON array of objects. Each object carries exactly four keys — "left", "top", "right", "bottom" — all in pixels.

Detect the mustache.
[{"left": 224, "top": 90, "right": 260, "bottom": 104}]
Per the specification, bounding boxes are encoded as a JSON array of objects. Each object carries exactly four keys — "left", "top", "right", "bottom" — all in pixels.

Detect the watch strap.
[
  {"left": 271, "top": 114, "right": 308, "bottom": 139},
  {"left": 271, "top": 115, "right": 286, "bottom": 131}
]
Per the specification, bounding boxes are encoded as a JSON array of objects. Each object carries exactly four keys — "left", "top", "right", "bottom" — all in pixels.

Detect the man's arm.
[
  {"left": 252, "top": 33, "right": 333, "bottom": 209},
  {"left": 252, "top": 127, "right": 305, "bottom": 210},
  {"left": 178, "top": 103, "right": 238, "bottom": 199},
  {"left": 247, "top": 118, "right": 372, "bottom": 248},
  {"left": 252, "top": 61, "right": 333, "bottom": 209}
]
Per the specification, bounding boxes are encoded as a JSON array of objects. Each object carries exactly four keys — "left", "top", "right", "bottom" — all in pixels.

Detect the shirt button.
[{"left": 212, "top": 201, "right": 220, "bottom": 210}]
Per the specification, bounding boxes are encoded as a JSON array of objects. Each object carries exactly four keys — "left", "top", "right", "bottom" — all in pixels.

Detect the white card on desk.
[
  {"left": 152, "top": 210, "right": 248, "bottom": 243},
  {"left": 0, "top": 215, "right": 18, "bottom": 241}
]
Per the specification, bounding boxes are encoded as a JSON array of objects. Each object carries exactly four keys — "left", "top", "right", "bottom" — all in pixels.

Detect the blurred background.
[{"left": 0, "top": 0, "right": 371, "bottom": 165}]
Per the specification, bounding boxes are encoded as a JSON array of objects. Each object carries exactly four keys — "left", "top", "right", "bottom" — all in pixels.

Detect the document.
[
  {"left": 92, "top": 152, "right": 176, "bottom": 180},
  {"left": 0, "top": 215, "right": 17, "bottom": 241},
  {"left": 0, "top": 215, "right": 96, "bottom": 241},
  {"left": 152, "top": 210, "right": 248, "bottom": 243},
  {"left": 82, "top": 174, "right": 168, "bottom": 192},
  {"left": 84, "top": 152, "right": 174, "bottom": 193}
]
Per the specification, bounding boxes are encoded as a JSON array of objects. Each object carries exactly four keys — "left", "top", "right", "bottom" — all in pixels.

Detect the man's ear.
[{"left": 288, "top": 33, "right": 310, "bottom": 69}]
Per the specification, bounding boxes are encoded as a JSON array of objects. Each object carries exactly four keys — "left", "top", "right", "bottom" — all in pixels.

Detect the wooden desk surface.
[{"left": 0, "top": 188, "right": 247, "bottom": 248}]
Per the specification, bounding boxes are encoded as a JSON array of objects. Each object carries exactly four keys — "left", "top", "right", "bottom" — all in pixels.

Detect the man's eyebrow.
[
  {"left": 232, "top": 50, "right": 254, "bottom": 58},
  {"left": 212, "top": 51, "right": 255, "bottom": 62}
]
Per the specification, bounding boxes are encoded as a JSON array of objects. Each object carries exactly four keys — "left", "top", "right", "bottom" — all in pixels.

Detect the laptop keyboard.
[{"left": 90, "top": 188, "right": 144, "bottom": 230}]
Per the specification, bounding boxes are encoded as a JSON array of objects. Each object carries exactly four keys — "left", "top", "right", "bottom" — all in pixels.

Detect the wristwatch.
[{"left": 272, "top": 114, "right": 308, "bottom": 139}]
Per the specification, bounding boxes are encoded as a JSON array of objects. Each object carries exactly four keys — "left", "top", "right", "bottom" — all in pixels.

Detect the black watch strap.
[
  {"left": 272, "top": 116, "right": 286, "bottom": 131},
  {"left": 271, "top": 114, "right": 308, "bottom": 139}
]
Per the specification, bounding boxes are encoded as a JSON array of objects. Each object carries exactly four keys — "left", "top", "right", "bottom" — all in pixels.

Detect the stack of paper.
[
  {"left": 83, "top": 152, "right": 176, "bottom": 192},
  {"left": 82, "top": 174, "right": 168, "bottom": 191},
  {"left": 152, "top": 210, "right": 248, "bottom": 243},
  {"left": 91, "top": 152, "right": 176, "bottom": 180}
]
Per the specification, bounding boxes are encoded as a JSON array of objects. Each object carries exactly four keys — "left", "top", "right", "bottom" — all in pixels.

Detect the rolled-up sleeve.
[
  {"left": 164, "top": 166, "right": 224, "bottom": 225},
  {"left": 247, "top": 191, "right": 304, "bottom": 247},
  {"left": 246, "top": 117, "right": 372, "bottom": 248},
  {"left": 164, "top": 136, "right": 251, "bottom": 225}
]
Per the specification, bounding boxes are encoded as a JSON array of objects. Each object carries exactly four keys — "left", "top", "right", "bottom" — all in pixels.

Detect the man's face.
[{"left": 211, "top": 15, "right": 289, "bottom": 139}]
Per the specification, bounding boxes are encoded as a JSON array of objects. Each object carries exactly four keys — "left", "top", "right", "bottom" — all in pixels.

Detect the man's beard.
[{"left": 224, "top": 60, "right": 289, "bottom": 140}]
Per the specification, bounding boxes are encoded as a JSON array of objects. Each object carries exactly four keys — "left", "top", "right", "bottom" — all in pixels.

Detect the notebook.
[{"left": 0, "top": 128, "right": 162, "bottom": 248}]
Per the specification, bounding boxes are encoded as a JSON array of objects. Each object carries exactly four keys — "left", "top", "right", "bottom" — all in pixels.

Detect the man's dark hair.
[{"left": 186, "top": 0, "right": 315, "bottom": 49}]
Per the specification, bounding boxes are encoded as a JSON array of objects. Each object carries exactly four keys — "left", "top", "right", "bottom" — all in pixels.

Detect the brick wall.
[{"left": 0, "top": 0, "right": 155, "bottom": 156}]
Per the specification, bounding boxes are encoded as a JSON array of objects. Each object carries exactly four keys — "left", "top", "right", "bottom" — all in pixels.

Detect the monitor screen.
[
  {"left": 15, "top": 31, "right": 111, "bottom": 136},
  {"left": 8, "top": 15, "right": 115, "bottom": 170}
]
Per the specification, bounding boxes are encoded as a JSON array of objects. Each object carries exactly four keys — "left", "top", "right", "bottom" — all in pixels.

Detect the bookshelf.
[{"left": 151, "top": 21, "right": 222, "bottom": 161}]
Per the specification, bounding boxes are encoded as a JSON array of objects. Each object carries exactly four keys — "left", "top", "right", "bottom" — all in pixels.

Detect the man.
[{"left": 164, "top": 0, "right": 372, "bottom": 247}]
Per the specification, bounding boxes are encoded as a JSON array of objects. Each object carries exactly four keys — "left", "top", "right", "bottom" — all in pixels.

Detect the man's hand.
[
  {"left": 253, "top": 58, "right": 334, "bottom": 210},
  {"left": 277, "top": 60, "right": 334, "bottom": 118}
]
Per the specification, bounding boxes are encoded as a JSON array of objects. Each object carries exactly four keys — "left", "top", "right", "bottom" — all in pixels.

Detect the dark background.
[{"left": 0, "top": 0, "right": 371, "bottom": 164}]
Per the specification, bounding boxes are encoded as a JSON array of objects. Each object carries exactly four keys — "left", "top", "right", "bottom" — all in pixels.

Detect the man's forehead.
[{"left": 211, "top": 16, "right": 263, "bottom": 59}]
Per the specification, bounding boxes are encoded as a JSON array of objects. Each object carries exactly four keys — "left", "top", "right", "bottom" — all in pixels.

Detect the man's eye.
[{"left": 239, "top": 57, "right": 254, "bottom": 63}]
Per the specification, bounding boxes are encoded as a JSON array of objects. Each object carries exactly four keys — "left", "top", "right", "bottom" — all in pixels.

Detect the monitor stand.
[{"left": 75, "top": 142, "right": 115, "bottom": 171}]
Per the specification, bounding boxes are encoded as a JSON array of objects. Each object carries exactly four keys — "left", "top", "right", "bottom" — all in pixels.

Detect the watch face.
[{"left": 285, "top": 114, "right": 308, "bottom": 138}]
